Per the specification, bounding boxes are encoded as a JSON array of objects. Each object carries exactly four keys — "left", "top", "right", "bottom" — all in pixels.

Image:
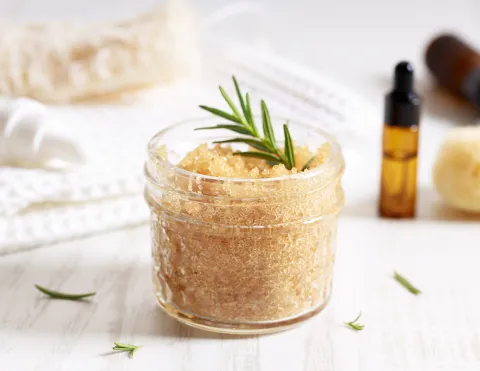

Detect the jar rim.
[{"left": 147, "top": 116, "right": 343, "bottom": 183}]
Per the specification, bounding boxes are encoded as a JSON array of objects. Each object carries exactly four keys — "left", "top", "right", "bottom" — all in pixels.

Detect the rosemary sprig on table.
[
  {"left": 34, "top": 284, "right": 96, "bottom": 300},
  {"left": 344, "top": 312, "right": 365, "bottom": 332},
  {"left": 197, "top": 76, "right": 314, "bottom": 170},
  {"left": 112, "top": 342, "right": 142, "bottom": 358},
  {"left": 393, "top": 271, "right": 421, "bottom": 295}
]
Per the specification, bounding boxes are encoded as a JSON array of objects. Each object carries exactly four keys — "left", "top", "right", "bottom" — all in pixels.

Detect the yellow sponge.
[{"left": 433, "top": 127, "right": 480, "bottom": 213}]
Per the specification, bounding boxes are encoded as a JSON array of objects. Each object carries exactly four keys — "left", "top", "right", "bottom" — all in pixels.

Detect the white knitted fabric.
[{"left": 0, "top": 45, "right": 377, "bottom": 254}]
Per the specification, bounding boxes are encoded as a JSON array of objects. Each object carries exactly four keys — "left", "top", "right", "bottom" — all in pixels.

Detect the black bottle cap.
[
  {"left": 385, "top": 61, "right": 421, "bottom": 127},
  {"left": 394, "top": 61, "right": 414, "bottom": 92}
]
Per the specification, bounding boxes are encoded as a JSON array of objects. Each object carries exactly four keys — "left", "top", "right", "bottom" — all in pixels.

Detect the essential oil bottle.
[
  {"left": 379, "top": 61, "right": 422, "bottom": 218},
  {"left": 425, "top": 34, "right": 480, "bottom": 109}
]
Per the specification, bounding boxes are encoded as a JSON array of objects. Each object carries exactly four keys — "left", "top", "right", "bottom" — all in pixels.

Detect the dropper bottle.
[{"left": 379, "top": 61, "right": 422, "bottom": 218}]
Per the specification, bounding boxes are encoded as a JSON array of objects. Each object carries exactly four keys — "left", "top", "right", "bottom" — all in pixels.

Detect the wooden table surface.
[{"left": 1, "top": 0, "right": 480, "bottom": 370}]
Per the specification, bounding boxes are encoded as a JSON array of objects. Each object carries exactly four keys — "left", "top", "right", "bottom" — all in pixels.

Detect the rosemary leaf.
[
  {"left": 195, "top": 125, "right": 251, "bottom": 136},
  {"left": 394, "top": 271, "right": 421, "bottom": 295},
  {"left": 344, "top": 312, "right": 365, "bottom": 332},
  {"left": 233, "top": 151, "right": 281, "bottom": 164},
  {"left": 34, "top": 284, "right": 96, "bottom": 300},
  {"left": 198, "top": 77, "right": 300, "bottom": 169},
  {"left": 112, "top": 342, "right": 142, "bottom": 358},
  {"left": 261, "top": 100, "right": 277, "bottom": 148},
  {"left": 219, "top": 86, "right": 243, "bottom": 122},
  {"left": 302, "top": 155, "right": 316, "bottom": 171},
  {"left": 213, "top": 138, "right": 271, "bottom": 152},
  {"left": 233, "top": 77, "right": 248, "bottom": 121},
  {"left": 283, "top": 123, "right": 295, "bottom": 170},
  {"left": 245, "top": 93, "right": 258, "bottom": 135},
  {"left": 199, "top": 105, "right": 241, "bottom": 125}
]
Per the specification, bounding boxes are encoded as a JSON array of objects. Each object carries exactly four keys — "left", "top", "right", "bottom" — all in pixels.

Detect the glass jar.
[{"left": 144, "top": 117, "right": 345, "bottom": 334}]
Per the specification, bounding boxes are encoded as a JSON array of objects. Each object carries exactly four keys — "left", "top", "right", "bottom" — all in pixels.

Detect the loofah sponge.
[
  {"left": 433, "top": 127, "right": 480, "bottom": 213},
  {"left": 0, "top": 1, "right": 199, "bottom": 103}
]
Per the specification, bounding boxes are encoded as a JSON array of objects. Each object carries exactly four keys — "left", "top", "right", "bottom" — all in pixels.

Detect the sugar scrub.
[
  {"left": 178, "top": 143, "right": 330, "bottom": 178},
  {"left": 144, "top": 118, "right": 345, "bottom": 334}
]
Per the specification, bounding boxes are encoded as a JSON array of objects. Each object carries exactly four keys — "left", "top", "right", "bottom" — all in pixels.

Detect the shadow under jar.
[{"left": 144, "top": 117, "right": 345, "bottom": 334}]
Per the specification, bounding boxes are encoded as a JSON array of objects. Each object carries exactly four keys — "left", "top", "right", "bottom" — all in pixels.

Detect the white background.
[{"left": 1, "top": 0, "right": 480, "bottom": 370}]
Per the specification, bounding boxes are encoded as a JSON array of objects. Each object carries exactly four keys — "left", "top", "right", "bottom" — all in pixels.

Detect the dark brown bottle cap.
[
  {"left": 425, "top": 34, "right": 480, "bottom": 95},
  {"left": 425, "top": 34, "right": 480, "bottom": 108}
]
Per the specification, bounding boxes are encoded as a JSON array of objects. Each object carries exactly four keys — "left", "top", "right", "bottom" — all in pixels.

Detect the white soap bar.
[{"left": 0, "top": 97, "right": 85, "bottom": 168}]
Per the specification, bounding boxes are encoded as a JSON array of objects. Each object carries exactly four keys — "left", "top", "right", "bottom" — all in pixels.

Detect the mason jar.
[{"left": 144, "top": 117, "right": 345, "bottom": 334}]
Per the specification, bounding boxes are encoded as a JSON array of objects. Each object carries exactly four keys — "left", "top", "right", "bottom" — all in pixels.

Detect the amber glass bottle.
[
  {"left": 379, "top": 62, "right": 421, "bottom": 218},
  {"left": 425, "top": 34, "right": 480, "bottom": 108}
]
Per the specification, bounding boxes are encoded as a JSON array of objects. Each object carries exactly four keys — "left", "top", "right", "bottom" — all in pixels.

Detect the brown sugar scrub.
[
  {"left": 144, "top": 78, "right": 345, "bottom": 334},
  {"left": 178, "top": 143, "right": 331, "bottom": 179}
]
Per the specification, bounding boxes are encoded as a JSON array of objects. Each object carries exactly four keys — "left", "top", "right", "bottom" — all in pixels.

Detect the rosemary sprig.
[
  {"left": 197, "top": 76, "right": 298, "bottom": 170},
  {"left": 34, "top": 284, "right": 96, "bottom": 300},
  {"left": 283, "top": 122, "right": 295, "bottom": 168},
  {"left": 301, "top": 155, "right": 316, "bottom": 171},
  {"left": 344, "top": 312, "right": 365, "bottom": 332},
  {"left": 112, "top": 342, "right": 142, "bottom": 358},
  {"left": 393, "top": 271, "right": 421, "bottom": 295}
]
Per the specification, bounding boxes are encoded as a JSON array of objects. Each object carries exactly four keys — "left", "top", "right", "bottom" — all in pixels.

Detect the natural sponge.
[
  {"left": 433, "top": 127, "right": 480, "bottom": 212},
  {"left": 0, "top": 1, "right": 199, "bottom": 103}
]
